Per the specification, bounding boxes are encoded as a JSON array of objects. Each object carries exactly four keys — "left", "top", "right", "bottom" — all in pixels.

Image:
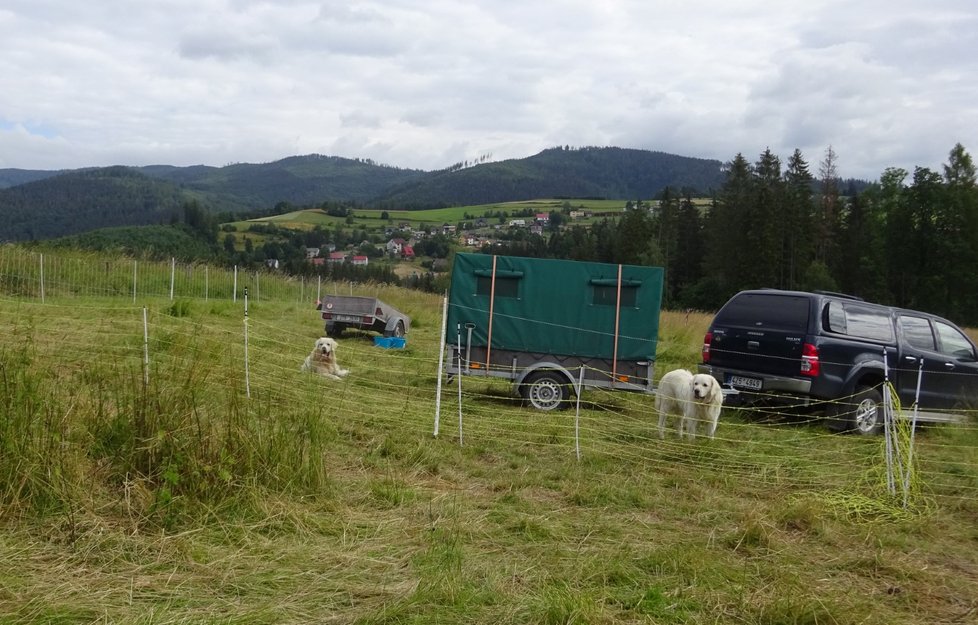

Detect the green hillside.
[
  {"left": 0, "top": 167, "right": 197, "bottom": 241},
  {"left": 376, "top": 146, "right": 725, "bottom": 208},
  {"left": 140, "top": 154, "right": 425, "bottom": 208},
  {"left": 0, "top": 148, "right": 727, "bottom": 242}
]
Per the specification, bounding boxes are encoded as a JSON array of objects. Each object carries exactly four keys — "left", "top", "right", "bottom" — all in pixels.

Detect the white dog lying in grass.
[
  {"left": 655, "top": 369, "right": 723, "bottom": 439},
  {"left": 301, "top": 337, "right": 349, "bottom": 380}
]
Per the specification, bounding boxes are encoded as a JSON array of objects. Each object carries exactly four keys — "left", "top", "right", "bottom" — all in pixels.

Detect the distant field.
[{"left": 225, "top": 198, "right": 633, "bottom": 232}]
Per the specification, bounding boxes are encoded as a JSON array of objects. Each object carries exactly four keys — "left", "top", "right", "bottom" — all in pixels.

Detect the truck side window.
[
  {"left": 825, "top": 301, "right": 847, "bottom": 334},
  {"left": 842, "top": 306, "right": 894, "bottom": 342},
  {"left": 900, "top": 316, "right": 936, "bottom": 351},
  {"left": 935, "top": 321, "right": 977, "bottom": 360}
]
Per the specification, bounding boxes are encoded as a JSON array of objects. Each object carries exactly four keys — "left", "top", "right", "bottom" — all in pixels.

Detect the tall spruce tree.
[
  {"left": 748, "top": 148, "right": 784, "bottom": 288},
  {"left": 942, "top": 143, "right": 978, "bottom": 322},
  {"left": 704, "top": 153, "right": 753, "bottom": 300},
  {"left": 782, "top": 149, "right": 815, "bottom": 289}
]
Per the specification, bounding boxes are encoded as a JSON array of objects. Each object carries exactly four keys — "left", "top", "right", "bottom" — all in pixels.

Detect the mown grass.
[{"left": 1, "top": 257, "right": 977, "bottom": 624}]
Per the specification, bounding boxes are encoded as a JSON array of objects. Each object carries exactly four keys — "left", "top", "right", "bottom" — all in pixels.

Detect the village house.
[
  {"left": 305, "top": 247, "right": 320, "bottom": 259},
  {"left": 508, "top": 219, "right": 526, "bottom": 227},
  {"left": 535, "top": 213, "right": 549, "bottom": 223},
  {"left": 386, "top": 238, "right": 406, "bottom": 257},
  {"left": 328, "top": 251, "right": 346, "bottom": 264},
  {"left": 351, "top": 255, "right": 369, "bottom": 266}
]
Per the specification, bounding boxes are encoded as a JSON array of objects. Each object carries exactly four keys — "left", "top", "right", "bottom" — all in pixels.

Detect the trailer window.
[
  {"left": 592, "top": 284, "right": 637, "bottom": 307},
  {"left": 476, "top": 275, "right": 520, "bottom": 298}
]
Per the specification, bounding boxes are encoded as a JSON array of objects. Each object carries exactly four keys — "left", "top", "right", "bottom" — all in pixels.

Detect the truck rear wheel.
[
  {"left": 830, "top": 386, "right": 883, "bottom": 435},
  {"left": 521, "top": 371, "right": 572, "bottom": 411}
]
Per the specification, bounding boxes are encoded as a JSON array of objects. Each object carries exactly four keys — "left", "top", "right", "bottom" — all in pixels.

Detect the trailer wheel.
[
  {"left": 385, "top": 320, "right": 406, "bottom": 338},
  {"left": 521, "top": 371, "right": 572, "bottom": 411}
]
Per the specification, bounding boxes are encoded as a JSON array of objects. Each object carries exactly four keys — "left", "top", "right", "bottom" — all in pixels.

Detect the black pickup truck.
[{"left": 698, "top": 289, "right": 978, "bottom": 434}]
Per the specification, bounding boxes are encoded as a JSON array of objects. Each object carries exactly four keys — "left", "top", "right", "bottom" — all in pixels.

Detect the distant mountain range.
[{"left": 0, "top": 147, "right": 726, "bottom": 241}]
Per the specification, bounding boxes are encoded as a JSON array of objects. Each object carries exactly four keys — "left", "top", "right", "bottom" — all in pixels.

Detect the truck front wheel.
[{"left": 521, "top": 371, "right": 572, "bottom": 411}]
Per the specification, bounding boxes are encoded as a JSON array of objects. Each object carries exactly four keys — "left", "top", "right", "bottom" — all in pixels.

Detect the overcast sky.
[{"left": 1, "top": 0, "right": 975, "bottom": 181}]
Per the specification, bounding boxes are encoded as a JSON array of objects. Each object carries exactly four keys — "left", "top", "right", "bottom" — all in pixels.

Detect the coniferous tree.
[
  {"left": 880, "top": 167, "right": 914, "bottom": 305},
  {"left": 815, "top": 146, "right": 841, "bottom": 269},
  {"left": 703, "top": 153, "right": 753, "bottom": 300},
  {"left": 782, "top": 149, "right": 815, "bottom": 289},
  {"left": 748, "top": 148, "right": 784, "bottom": 288},
  {"left": 941, "top": 143, "right": 978, "bottom": 322}
]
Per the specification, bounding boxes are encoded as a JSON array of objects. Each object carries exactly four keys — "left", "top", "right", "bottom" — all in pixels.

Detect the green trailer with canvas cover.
[{"left": 445, "top": 253, "right": 664, "bottom": 410}]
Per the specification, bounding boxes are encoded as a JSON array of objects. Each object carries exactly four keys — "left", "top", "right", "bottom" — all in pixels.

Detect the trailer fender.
[
  {"left": 383, "top": 316, "right": 408, "bottom": 338},
  {"left": 514, "top": 363, "right": 580, "bottom": 396}
]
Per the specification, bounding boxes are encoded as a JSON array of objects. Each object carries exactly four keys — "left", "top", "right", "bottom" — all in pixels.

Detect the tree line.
[{"left": 488, "top": 144, "right": 978, "bottom": 325}]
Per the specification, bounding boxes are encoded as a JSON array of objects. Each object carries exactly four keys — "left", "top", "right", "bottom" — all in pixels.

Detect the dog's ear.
[{"left": 709, "top": 376, "right": 723, "bottom": 404}]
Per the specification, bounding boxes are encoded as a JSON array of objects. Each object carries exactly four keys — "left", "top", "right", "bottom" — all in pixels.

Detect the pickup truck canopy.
[{"left": 447, "top": 253, "right": 663, "bottom": 361}]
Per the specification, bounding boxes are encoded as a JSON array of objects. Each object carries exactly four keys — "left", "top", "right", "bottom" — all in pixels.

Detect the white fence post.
[
  {"left": 244, "top": 286, "right": 251, "bottom": 399},
  {"left": 142, "top": 307, "right": 150, "bottom": 386},
  {"left": 169, "top": 257, "right": 175, "bottom": 300},
  {"left": 575, "top": 366, "right": 584, "bottom": 461},
  {"left": 434, "top": 294, "right": 448, "bottom": 437},
  {"left": 233, "top": 265, "right": 238, "bottom": 302},
  {"left": 456, "top": 323, "right": 463, "bottom": 446}
]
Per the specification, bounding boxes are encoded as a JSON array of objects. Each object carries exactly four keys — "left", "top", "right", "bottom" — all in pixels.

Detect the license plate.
[
  {"left": 729, "top": 375, "right": 762, "bottom": 390},
  {"left": 334, "top": 314, "right": 362, "bottom": 323}
]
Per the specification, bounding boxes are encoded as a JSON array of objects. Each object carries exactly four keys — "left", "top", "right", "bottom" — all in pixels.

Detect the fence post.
[
  {"left": 575, "top": 366, "right": 584, "bottom": 461},
  {"left": 456, "top": 323, "right": 463, "bottom": 446},
  {"left": 233, "top": 265, "right": 238, "bottom": 302},
  {"left": 39, "top": 253, "right": 45, "bottom": 302},
  {"left": 169, "top": 257, "right": 175, "bottom": 300},
  {"left": 244, "top": 286, "right": 250, "bottom": 399},
  {"left": 142, "top": 307, "right": 150, "bottom": 386},
  {"left": 434, "top": 293, "right": 448, "bottom": 437}
]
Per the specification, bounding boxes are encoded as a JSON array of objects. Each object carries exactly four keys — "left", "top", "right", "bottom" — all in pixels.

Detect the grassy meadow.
[
  {"left": 227, "top": 198, "right": 633, "bottom": 233},
  {"left": 1, "top": 247, "right": 978, "bottom": 624}
]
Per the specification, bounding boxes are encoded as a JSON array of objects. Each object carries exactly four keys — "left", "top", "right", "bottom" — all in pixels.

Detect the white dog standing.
[
  {"left": 655, "top": 369, "right": 723, "bottom": 439},
  {"left": 301, "top": 337, "right": 349, "bottom": 380}
]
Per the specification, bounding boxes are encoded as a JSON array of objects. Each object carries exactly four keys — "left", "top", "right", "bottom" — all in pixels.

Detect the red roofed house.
[{"left": 352, "top": 255, "right": 369, "bottom": 266}]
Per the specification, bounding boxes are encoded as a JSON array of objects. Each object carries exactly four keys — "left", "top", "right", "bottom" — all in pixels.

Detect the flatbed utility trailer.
[
  {"left": 445, "top": 253, "right": 664, "bottom": 410},
  {"left": 317, "top": 295, "right": 410, "bottom": 338}
]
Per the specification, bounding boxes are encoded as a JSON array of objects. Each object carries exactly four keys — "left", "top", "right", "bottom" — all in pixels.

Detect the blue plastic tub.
[{"left": 374, "top": 336, "right": 407, "bottom": 349}]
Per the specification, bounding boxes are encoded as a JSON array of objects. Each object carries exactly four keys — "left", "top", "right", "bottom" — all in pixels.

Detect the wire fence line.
[
  {"left": 1, "top": 293, "right": 975, "bottom": 516},
  {"left": 2, "top": 244, "right": 977, "bottom": 516},
  {"left": 0, "top": 244, "right": 345, "bottom": 304}
]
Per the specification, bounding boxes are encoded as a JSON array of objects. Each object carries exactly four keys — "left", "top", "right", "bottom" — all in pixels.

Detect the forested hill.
[
  {"left": 0, "top": 148, "right": 725, "bottom": 241},
  {"left": 138, "top": 154, "right": 425, "bottom": 208},
  {"left": 375, "top": 147, "right": 726, "bottom": 208},
  {"left": 0, "top": 167, "right": 203, "bottom": 241}
]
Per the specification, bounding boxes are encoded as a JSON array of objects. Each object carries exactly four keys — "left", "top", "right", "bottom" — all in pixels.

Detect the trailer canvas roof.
[{"left": 447, "top": 253, "right": 663, "bottom": 361}]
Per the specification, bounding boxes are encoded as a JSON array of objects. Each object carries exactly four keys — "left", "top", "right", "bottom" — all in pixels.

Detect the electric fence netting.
[{"left": 1, "top": 244, "right": 977, "bottom": 520}]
